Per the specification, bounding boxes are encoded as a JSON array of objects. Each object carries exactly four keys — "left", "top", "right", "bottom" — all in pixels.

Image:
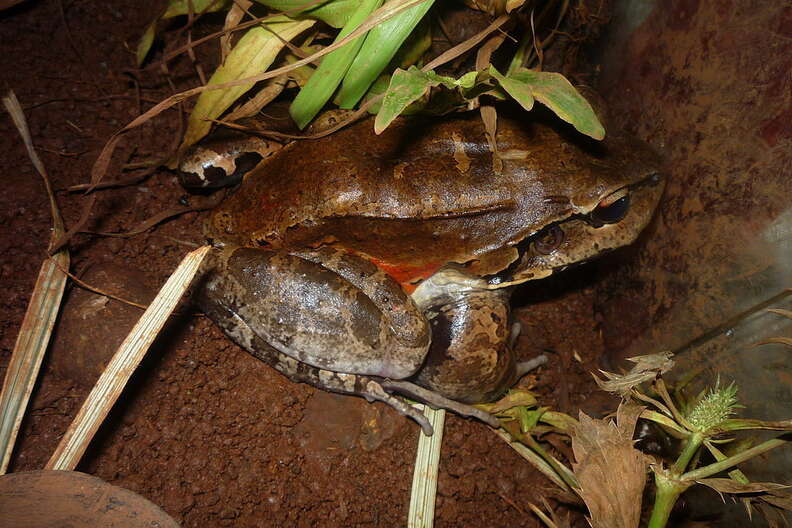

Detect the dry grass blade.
[
  {"left": 45, "top": 245, "right": 211, "bottom": 471},
  {"left": 422, "top": 14, "right": 510, "bottom": 72},
  {"left": 755, "top": 337, "right": 792, "bottom": 347},
  {"left": 225, "top": 73, "right": 289, "bottom": 121},
  {"left": 491, "top": 427, "right": 574, "bottom": 493},
  {"left": 571, "top": 403, "right": 650, "bottom": 528},
  {"left": 221, "top": 0, "right": 253, "bottom": 60},
  {"left": 0, "top": 0, "right": 27, "bottom": 10},
  {"left": 767, "top": 308, "right": 792, "bottom": 320},
  {"left": 408, "top": 406, "right": 445, "bottom": 528},
  {"left": 0, "top": 91, "right": 70, "bottom": 474}
]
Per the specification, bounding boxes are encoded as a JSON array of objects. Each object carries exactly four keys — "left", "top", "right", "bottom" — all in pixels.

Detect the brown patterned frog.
[{"left": 183, "top": 106, "right": 665, "bottom": 434}]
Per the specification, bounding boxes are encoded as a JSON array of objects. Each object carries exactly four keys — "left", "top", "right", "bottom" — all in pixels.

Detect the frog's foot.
[
  {"left": 360, "top": 380, "right": 434, "bottom": 435},
  {"left": 381, "top": 380, "right": 500, "bottom": 428}
]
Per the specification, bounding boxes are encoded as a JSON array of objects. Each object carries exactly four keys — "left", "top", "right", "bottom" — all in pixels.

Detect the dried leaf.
[
  {"left": 220, "top": 0, "right": 252, "bottom": 60},
  {"left": 46, "top": 246, "right": 211, "bottom": 471},
  {"left": 696, "top": 478, "right": 790, "bottom": 494},
  {"left": 179, "top": 16, "right": 315, "bottom": 154},
  {"left": 755, "top": 337, "right": 792, "bottom": 348},
  {"left": 571, "top": 404, "right": 649, "bottom": 528},
  {"left": 0, "top": 92, "right": 70, "bottom": 474},
  {"left": 762, "top": 488, "right": 792, "bottom": 510},
  {"left": 527, "top": 498, "right": 572, "bottom": 528},
  {"left": 594, "top": 352, "right": 675, "bottom": 396},
  {"left": 460, "top": 0, "right": 526, "bottom": 15},
  {"left": 767, "top": 308, "right": 792, "bottom": 320}
]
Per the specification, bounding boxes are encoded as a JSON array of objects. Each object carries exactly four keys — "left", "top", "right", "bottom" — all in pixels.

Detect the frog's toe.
[
  {"left": 381, "top": 380, "right": 500, "bottom": 428},
  {"left": 516, "top": 354, "right": 549, "bottom": 377},
  {"left": 361, "top": 380, "right": 434, "bottom": 436}
]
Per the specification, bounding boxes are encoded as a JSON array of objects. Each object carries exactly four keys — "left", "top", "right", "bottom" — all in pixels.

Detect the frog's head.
[{"left": 488, "top": 119, "right": 666, "bottom": 287}]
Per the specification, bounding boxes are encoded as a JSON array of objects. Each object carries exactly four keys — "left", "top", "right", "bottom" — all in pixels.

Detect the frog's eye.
[{"left": 590, "top": 193, "right": 630, "bottom": 226}]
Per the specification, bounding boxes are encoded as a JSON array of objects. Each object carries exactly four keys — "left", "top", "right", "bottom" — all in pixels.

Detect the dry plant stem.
[
  {"left": 408, "top": 406, "right": 445, "bottom": 528},
  {"left": 0, "top": 91, "right": 69, "bottom": 474},
  {"left": 0, "top": 255, "right": 69, "bottom": 474},
  {"left": 46, "top": 246, "right": 211, "bottom": 471}
]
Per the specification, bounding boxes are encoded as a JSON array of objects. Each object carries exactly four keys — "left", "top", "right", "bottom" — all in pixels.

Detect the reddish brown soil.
[{"left": 0, "top": 2, "right": 625, "bottom": 526}]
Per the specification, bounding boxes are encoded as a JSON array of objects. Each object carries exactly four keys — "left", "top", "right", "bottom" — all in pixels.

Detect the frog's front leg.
[{"left": 195, "top": 246, "right": 498, "bottom": 433}]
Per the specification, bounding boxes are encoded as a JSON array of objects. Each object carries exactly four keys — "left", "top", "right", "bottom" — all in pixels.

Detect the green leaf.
[
  {"left": 179, "top": 16, "right": 315, "bottom": 154},
  {"left": 539, "top": 411, "right": 578, "bottom": 432},
  {"left": 639, "top": 409, "right": 689, "bottom": 437},
  {"left": 163, "top": 0, "right": 231, "bottom": 19},
  {"left": 715, "top": 418, "right": 792, "bottom": 433},
  {"left": 136, "top": 20, "right": 158, "bottom": 67},
  {"left": 491, "top": 66, "right": 606, "bottom": 140},
  {"left": 519, "top": 407, "right": 548, "bottom": 433},
  {"left": 253, "top": 0, "right": 360, "bottom": 28},
  {"left": 337, "top": 0, "right": 434, "bottom": 109},
  {"left": 290, "top": 0, "right": 382, "bottom": 129},
  {"left": 137, "top": 0, "right": 232, "bottom": 66},
  {"left": 391, "top": 15, "right": 432, "bottom": 69},
  {"left": 374, "top": 67, "right": 436, "bottom": 133},
  {"left": 489, "top": 66, "right": 534, "bottom": 111}
]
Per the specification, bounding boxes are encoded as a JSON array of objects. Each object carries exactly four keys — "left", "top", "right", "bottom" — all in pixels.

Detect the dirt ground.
[{"left": 0, "top": 2, "right": 649, "bottom": 527}]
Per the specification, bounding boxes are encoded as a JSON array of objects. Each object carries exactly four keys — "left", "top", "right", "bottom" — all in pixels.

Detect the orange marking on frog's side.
[{"left": 367, "top": 256, "right": 442, "bottom": 294}]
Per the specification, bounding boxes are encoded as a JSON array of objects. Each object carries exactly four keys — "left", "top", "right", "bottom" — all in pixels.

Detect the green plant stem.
[
  {"left": 647, "top": 470, "right": 690, "bottom": 528},
  {"left": 671, "top": 432, "right": 703, "bottom": 474},
  {"left": 520, "top": 431, "right": 579, "bottom": 491},
  {"left": 682, "top": 437, "right": 788, "bottom": 481}
]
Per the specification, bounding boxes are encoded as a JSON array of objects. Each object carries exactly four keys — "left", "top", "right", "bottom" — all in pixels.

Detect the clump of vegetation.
[
  {"left": 137, "top": 0, "right": 606, "bottom": 162},
  {"left": 484, "top": 340, "right": 792, "bottom": 527}
]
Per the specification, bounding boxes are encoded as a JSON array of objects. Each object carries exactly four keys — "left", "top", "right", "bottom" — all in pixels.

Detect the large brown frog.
[{"left": 184, "top": 105, "right": 664, "bottom": 434}]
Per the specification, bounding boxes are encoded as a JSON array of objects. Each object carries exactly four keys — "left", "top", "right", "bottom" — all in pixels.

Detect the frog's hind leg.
[
  {"left": 202, "top": 295, "right": 499, "bottom": 435},
  {"left": 195, "top": 246, "right": 500, "bottom": 434}
]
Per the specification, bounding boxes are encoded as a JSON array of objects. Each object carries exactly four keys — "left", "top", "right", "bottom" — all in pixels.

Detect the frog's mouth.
[{"left": 487, "top": 172, "right": 664, "bottom": 287}]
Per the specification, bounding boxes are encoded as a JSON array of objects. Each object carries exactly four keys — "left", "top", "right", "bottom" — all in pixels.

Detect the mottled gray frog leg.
[
  {"left": 196, "top": 289, "right": 436, "bottom": 434},
  {"left": 201, "top": 246, "right": 430, "bottom": 379},
  {"left": 410, "top": 288, "right": 546, "bottom": 404},
  {"left": 195, "top": 246, "right": 498, "bottom": 432}
]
